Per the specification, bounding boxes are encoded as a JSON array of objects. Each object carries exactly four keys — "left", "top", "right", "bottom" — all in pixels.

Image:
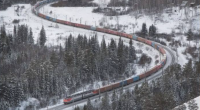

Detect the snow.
[
  {"left": 1, "top": 2, "right": 196, "bottom": 109},
  {"left": 174, "top": 96, "right": 200, "bottom": 110},
  {"left": 40, "top": 99, "right": 64, "bottom": 110},
  {"left": 92, "top": 0, "right": 111, "bottom": 7},
  {"left": 15, "top": 98, "right": 39, "bottom": 110},
  {"left": 40, "top": 5, "right": 200, "bottom": 35},
  {"left": 0, "top": 3, "right": 162, "bottom": 75}
]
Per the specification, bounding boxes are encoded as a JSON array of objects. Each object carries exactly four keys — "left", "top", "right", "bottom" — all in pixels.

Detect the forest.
[
  {"left": 0, "top": 24, "right": 137, "bottom": 109},
  {"left": 75, "top": 60, "right": 200, "bottom": 110}
]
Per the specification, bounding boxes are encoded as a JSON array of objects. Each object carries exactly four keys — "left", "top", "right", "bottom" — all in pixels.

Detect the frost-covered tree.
[
  {"left": 28, "top": 28, "right": 34, "bottom": 44},
  {"left": 101, "top": 92, "right": 110, "bottom": 110},
  {"left": 39, "top": 26, "right": 46, "bottom": 46},
  {"left": 187, "top": 29, "right": 193, "bottom": 46},
  {"left": 87, "top": 98, "right": 93, "bottom": 110},
  {"left": 141, "top": 23, "right": 148, "bottom": 37}
]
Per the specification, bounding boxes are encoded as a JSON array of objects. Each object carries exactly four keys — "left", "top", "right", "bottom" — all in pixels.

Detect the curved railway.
[{"left": 30, "top": 0, "right": 176, "bottom": 109}]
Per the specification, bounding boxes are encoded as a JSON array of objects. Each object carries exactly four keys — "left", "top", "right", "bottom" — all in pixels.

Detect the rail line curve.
[{"left": 30, "top": 0, "right": 176, "bottom": 109}]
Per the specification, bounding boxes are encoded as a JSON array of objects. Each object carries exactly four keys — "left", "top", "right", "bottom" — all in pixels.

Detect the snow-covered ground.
[
  {"left": 41, "top": 4, "right": 200, "bottom": 34},
  {"left": 1, "top": 2, "right": 198, "bottom": 109},
  {"left": 174, "top": 96, "right": 200, "bottom": 110},
  {"left": 0, "top": 3, "right": 162, "bottom": 75},
  {"left": 0, "top": 4, "right": 164, "bottom": 109}
]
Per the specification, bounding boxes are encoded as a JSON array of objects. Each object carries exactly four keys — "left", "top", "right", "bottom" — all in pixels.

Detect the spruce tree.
[
  {"left": 149, "top": 24, "right": 156, "bottom": 36},
  {"left": 187, "top": 29, "right": 193, "bottom": 46},
  {"left": 141, "top": 23, "right": 148, "bottom": 37},
  {"left": 129, "top": 39, "right": 136, "bottom": 63},
  {"left": 111, "top": 90, "right": 117, "bottom": 110},
  {"left": 28, "top": 28, "right": 34, "bottom": 44},
  {"left": 39, "top": 26, "right": 46, "bottom": 46},
  {"left": 87, "top": 98, "right": 93, "bottom": 110},
  {"left": 101, "top": 92, "right": 110, "bottom": 110}
]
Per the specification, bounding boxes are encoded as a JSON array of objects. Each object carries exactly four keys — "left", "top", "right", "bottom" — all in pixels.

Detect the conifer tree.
[
  {"left": 28, "top": 28, "right": 34, "bottom": 44},
  {"left": 87, "top": 98, "right": 93, "bottom": 110},
  {"left": 141, "top": 23, "right": 148, "bottom": 37},
  {"left": 101, "top": 92, "right": 110, "bottom": 110},
  {"left": 187, "top": 29, "right": 193, "bottom": 46},
  {"left": 39, "top": 26, "right": 46, "bottom": 46}
]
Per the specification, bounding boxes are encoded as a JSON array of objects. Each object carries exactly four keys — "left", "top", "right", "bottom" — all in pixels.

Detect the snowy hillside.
[
  {"left": 174, "top": 96, "right": 200, "bottom": 110},
  {"left": 41, "top": 4, "right": 200, "bottom": 34}
]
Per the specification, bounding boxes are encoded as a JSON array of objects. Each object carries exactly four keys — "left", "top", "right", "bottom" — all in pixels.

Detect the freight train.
[{"left": 32, "top": 0, "right": 167, "bottom": 105}]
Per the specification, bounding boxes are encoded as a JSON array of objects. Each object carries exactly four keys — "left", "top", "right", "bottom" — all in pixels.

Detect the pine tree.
[
  {"left": 111, "top": 90, "right": 117, "bottom": 110},
  {"left": 149, "top": 24, "right": 156, "bottom": 36},
  {"left": 50, "top": 51, "right": 59, "bottom": 68},
  {"left": 129, "top": 39, "right": 136, "bottom": 63},
  {"left": 0, "top": 25, "right": 7, "bottom": 54},
  {"left": 187, "top": 29, "right": 193, "bottom": 46},
  {"left": 87, "top": 98, "right": 93, "bottom": 110},
  {"left": 141, "top": 23, "right": 148, "bottom": 37},
  {"left": 39, "top": 26, "right": 46, "bottom": 46},
  {"left": 83, "top": 105, "right": 87, "bottom": 110},
  {"left": 13, "top": 25, "right": 17, "bottom": 43},
  {"left": 28, "top": 28, "right": 34, "bottom": 44},
  {"left": 101, "top": 92, "right": 110, "bottom": 110}
]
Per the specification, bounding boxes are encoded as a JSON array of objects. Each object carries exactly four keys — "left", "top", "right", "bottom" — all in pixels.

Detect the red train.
[{"left": 33, "top": 0, "right": 167, "bottom": 105}]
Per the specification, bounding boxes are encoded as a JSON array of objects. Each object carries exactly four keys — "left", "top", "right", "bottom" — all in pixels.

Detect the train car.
[
  {"left": 64, "top": 90, "right": 95, "bottom": 105},
  {"left": 161, "top": 59, "right": 166, "bottom": 67},
  {"left": 99, "top": 84, "right": 113, "bottom": 93},
  {"left": 127, "top": 78, "right": 133, "bottom": 84},
  {"left": 38, "top": 13, "right": 45, "bottom": 18},
  {"left": 120, "top": 80, "right": 128, "bottom": 86},
  {"left": 139, "top": 72, "right": 147, "bottom": 79},
  {"left": 138, "top": 37, "right": 146, "bottom": 43},
  {"left": 132, "top": 35, "right": 138, "bottom": 40},
  {"left": 133, "top": 76, "right": 140, "bottom": 82},
  {"left": 155, "top": 44, "right": 160, "bottom": 51},
  {"left": 160, "top": 48, "right": 166, "bottom": 54},
  {"left": 56, "top": 19, "right": 65, "bottom": 24},
  {"left": 108, "top": 30, "right": 117, "bottom": 35},
  {"left": 75, "top": 23, "right": 90, "bottom": 29},
  {"left": 145, "top": 40, "right": 152, "bottom": 45},
  {"left": 122, "top": 33, "right": 130, "bottom": 38},
  {"left": 91, "top": 26, "right": 96, "bottom": 31},
  {"left": 111, "top": 30, "right": 119, "bottom": 35},
  {"left": 112, "top": 82, "right": 120, "bottom": 89},
  {"left": 63, "top": 97, "right": 72, "bottom": 104},
  {"left": 96, "top": 27, "right": 106, "bottom": 33},
  {"left": 45, "top": 16, "right": 50, "bottom": 20}
]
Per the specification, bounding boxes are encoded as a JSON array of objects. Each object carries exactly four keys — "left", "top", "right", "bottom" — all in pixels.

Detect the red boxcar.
[
  {"left": 160, "top": 48, "right": 166, "bottom": 54},
  {"left": 96, "top": 28, "right": 106, "bottom": 33},
  {"left": 145, "top": 40, "right": 152, "bottom": 45},
  {"left": 38, "top": 13, "right": 45, "bottom": 18},
  {"left": 57, "top": 19, "right": 66, "bottom": 24},
  {"left": 127, "top": 78, "right": 133, "bottom": 84},
  {"left": 139, "top": 72, "right": 147, "bottom": 79},
  {"left": 138, "top": 37, "right": 146, "bottom": 43},
  {"left": 65, "top": 21, "right": 72, "bottom": 25}
]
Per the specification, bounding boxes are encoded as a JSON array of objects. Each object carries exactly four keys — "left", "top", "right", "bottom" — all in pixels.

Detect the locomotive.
[{"left": 32, "top": 0, "right": 167, "bottom": 105}]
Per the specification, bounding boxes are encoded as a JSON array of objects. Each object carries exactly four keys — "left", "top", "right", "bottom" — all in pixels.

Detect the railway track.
[
  {"left": 46, "top": 42, "right": 176, "bottom": 110},
  {"left": 29, "top": 1, "right": 176, "bottom": 109}
]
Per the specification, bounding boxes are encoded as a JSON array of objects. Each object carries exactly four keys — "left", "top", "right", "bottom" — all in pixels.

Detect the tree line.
[{"left": 109, "top": 0, "right": 200, "bottom": 13}]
